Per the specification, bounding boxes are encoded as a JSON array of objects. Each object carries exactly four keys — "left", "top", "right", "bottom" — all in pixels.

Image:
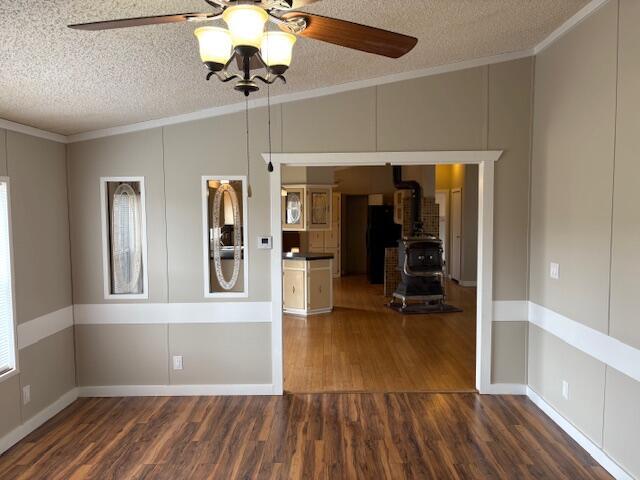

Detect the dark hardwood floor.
[
  {"left": 0, "top": 393, "right": 611, "bottom": 479},
  {"left": 285, "top": 275, "right": 476, "bottom": 392}
]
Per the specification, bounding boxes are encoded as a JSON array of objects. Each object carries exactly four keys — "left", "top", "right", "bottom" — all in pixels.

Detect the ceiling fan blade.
[
  {"left": 68, "top": 12, "right": 216, "bottom": 31},
  {"left": 289, "top": 0, "right": 321, "bottom": 9},
  {"left": 281, "top": 12, "right": 417, "bottom": 58}
]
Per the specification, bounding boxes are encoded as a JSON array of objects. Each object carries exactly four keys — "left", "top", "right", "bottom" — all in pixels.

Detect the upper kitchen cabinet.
[{"left": 282, "top": 185, "right": 332, "bottom": 231}]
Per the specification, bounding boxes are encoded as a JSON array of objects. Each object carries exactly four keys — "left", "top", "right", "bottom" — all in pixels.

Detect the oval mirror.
[{"left": 212, "top": 183, "right": 241, "bottom": 290}]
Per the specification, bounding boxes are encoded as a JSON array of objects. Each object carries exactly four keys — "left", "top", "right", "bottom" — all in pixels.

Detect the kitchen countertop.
[{"left": 283, "top": 252, "right": 334, "bottom": 261}]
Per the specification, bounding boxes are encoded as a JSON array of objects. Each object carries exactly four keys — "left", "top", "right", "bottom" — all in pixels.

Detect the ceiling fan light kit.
[
  {"left": 68, "top": 0, "right": 418, "bottom": 97},
  {"left": 194, "top": 4, "right": 298, "bottom": 96}
]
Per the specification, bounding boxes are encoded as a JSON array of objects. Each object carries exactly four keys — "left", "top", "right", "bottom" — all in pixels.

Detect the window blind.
[{"left": 0, "top": 181, "right": 15, "bottom": 375}]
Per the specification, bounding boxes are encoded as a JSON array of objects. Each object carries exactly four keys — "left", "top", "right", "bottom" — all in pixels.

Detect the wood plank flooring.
[
  {"left": 0, "top": 393, "right": 611, "bottom": 479},
  {"left": 285, "top": 275, "right": 476, "bottom": 393}
]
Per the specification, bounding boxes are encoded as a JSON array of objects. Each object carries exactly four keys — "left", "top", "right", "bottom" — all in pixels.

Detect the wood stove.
[
  {"left": 391, "top": 236, "right": 445, "bottom": 310},
  {"left": 388, "top": 166, "right": 458, "bottom": 314}
]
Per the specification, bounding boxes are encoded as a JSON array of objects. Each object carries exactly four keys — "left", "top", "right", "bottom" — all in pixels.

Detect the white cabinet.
[
  {"left": 281, "top": 185, "right": 332, "bottom": 231},
  {"left": 283, "top": 258, "right": 333, "bottom": 316},
  {"left": 304, "top": 193, "right": 341, "bottom": 277}
]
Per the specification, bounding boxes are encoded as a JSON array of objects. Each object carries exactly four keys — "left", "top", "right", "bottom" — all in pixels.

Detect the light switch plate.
[
  {"left": 172, "top": 355, "right": 183, "bottom": 370},
  {"left": 22, "top": 385, "right": 30, "bottom": 405},
  {"left": 562, "top": 380, "right": 569, "bottom": 400},
  {"left": 257, "top": 235, "right": 272, "bottom": 250},
  {"left": 550, "top": 262, "right": 560, "bottom": 280}
]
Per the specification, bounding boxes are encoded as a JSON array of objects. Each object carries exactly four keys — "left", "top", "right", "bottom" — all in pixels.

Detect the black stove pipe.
[{"left": 392, "top": 166, "right": 423, "bottom": 237}]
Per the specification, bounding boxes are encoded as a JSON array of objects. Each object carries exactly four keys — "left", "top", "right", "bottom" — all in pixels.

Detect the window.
[
  {"left": 202, "top": 176, "right": 248, "bottom": 297},
  {"left": 0, "top": 179, "right": 16, "bottom": 377},
  {"left": 101, "top": 177, "right": 148, "bottom": 299}
]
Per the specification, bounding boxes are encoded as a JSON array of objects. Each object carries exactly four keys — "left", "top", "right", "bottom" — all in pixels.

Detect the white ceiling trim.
[
  {"left": 0, "top": 0, "right": 608, "bottom": 145},
  {"left": 533, "top": 0, "right": 610, "bottom": 54},
  {"left": 0, "top": 118, "right": 67, "bottom": 144},
  {"left": 66, "top": 48, "right": 534, "bottom": 144}
]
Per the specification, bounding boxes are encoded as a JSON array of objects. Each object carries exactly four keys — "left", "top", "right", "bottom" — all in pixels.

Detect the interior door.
[
  {"left": 450, "top": 189, "right": 462, "bottom": 281},
  {"left": 345, "top": 195, "right": 368, "bottom": 275},
  {"left": 435, "top": 190, "right": 448, "bottom": 273}
]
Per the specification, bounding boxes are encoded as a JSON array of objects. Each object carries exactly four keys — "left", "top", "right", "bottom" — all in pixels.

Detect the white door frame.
[
  {"left": 435, "top": 188, "right": 450, "bottom": 274},
  {"left": 450, "top": 187, "right": 463, "bottom": 282},
  {"left": 264, "top": 151, "right": 503, "bottom": 394}
]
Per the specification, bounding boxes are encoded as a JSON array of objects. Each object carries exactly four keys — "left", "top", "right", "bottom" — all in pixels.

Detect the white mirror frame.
[
  {"left": 100, "top": 176, "right": 149, "bottom": 300},
  {"left": 201, "top": 175, "right": 249, "bottom": 298}
]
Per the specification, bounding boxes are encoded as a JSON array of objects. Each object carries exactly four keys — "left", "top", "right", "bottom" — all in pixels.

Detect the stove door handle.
[{"left": 403, "top": 256, "right": 418, "bottom": 277}]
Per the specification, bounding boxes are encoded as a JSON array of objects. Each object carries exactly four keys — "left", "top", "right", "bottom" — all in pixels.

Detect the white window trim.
[
  {"left": 201, "top": 175, "right": 249, "bottom": 299},
  {"left": 0, "top": 177, "right": 18, "bottom": 383},
  {"left": 100, "top": 176, "right": 149, "bottom": 300}
]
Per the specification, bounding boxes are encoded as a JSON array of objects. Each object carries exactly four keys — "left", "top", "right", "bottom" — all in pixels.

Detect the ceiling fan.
[{"left": 69, "top": 0, "right": 418, "bottom": 96}]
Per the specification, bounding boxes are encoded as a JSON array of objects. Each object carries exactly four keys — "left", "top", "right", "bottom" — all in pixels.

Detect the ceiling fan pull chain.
[
  {"left": 246, "top": 97, "right": 253, "bottom": 198},
  {"left": 267, "top": 83, "right": 274, "bottom": 173}
]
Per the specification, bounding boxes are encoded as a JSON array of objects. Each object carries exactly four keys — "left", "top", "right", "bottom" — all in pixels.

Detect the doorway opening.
[
  {"left": 273, "top": 157, "right": 494, "bottom": 393},
  {"left": 267, "top": 151, "right": 501, "bottom": 395}
]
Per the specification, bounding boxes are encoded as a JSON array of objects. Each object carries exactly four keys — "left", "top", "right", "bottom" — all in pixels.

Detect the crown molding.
[
  {"left": 533, "top": 0, "right": 610, "bottom": 55},
  {"left": 66, "top": 48, "right": 534, "bottom": 143},
  {"left": 0, "top": 118, "right": 67, "bottom": 144},
  {"left": 1, "top": 0, "right": 609, "bottom": 144}
]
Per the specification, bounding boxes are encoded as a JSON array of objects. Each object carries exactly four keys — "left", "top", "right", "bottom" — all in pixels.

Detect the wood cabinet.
[
  {"left": 394, "top": 189, "right": 410, "bottom": 225},
  {"left": 282, "top": 185, "right": 332, "bottom": 231},
  {"left": 283, "top": 267, "right": 305, "bottom": 310},
  {"left": 307, "top": 193, "right": 341, "bottom": 277},
  {"left": 283, "top": 258, "right": 333, "bottom": 316}
]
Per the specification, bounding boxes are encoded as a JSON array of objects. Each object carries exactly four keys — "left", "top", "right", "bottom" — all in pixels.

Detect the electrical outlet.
[
  {"left": 562, "top": 380, "right": 569, "bottom": 400},
  {"left": 172, "top": 355, "right": 183, "bottom": 370},
  {"left": 550, "top": 262, "right": 560, "bottom": 280},
  {"left": 22, "top": 385, "right": 30, "bottom": 405}
]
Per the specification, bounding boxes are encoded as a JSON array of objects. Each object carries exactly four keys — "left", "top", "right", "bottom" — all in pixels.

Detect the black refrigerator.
[{"left": 366, "top": 205, "right": 401, "bottom": 284}]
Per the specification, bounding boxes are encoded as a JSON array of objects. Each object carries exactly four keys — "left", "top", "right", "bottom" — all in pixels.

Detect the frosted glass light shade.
[
  {"left": 222, "top": 5, "right": 268, "bottom": 50},
  {"left": 261, "top": 31, "right": 296, "bottom": 69},
  {"left": 194, "top": 27, "right": 232, "bottom": 66}
]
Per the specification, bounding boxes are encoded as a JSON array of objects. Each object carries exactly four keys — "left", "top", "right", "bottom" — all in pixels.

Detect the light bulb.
[
  {"left": 261, "top": 31, "right": 296, "bottom": 74},
  {"left": 222, "top": 5, "right": 268, "bottom": 52},
  {"left": 194, "top": 27, "right": 232, "bottom": 70}
]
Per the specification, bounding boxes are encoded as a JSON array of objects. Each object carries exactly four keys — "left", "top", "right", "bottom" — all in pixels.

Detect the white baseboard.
[
  {"left": 482, "top": 383, "right": 527, "bottom": 395},
  {"left": 459, "top": 280, "right": 477, "bottom": 287},
  {"left": 77, "top": 383, "right": 276, "bottom": 397},
  {"left": 526, "top": 387, "right": 633, "bottom": 480},
  {"left": 0, "top": 388, "right": 78, "bottom": 456}
]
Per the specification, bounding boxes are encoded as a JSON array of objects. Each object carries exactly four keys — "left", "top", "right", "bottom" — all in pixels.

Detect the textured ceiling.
[{"left": 0, "top": 0, "right": 588, "bottom": 135}]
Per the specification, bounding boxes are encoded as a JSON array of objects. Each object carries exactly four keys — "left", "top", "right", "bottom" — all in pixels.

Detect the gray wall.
[
  {"left": 64, "top": 57, "right": 534, "bottom": 388},
  {"left": 529, "top": 0, "right": 640, "bottom": 476},
  {"left": 67, "top": 108, "right": 279, "bottom": 387},
  {"left": 0, "top": 130, "right": 75, "bottom": 439},
  {"left": 67, "top": 129, "right": 168, "bottom": 304}
]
